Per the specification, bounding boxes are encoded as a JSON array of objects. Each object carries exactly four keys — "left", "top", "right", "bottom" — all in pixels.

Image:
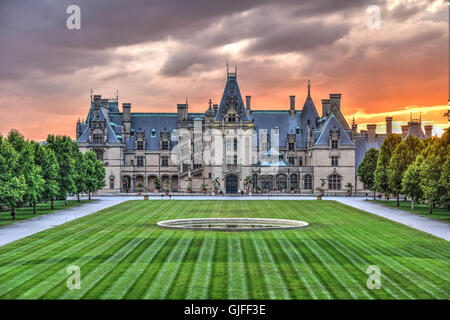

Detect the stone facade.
[{"left": 76, "top": 69, "right": 431, "bottom": 195}]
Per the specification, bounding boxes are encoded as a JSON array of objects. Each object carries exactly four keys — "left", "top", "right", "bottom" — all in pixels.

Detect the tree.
[
  {"left": 0, "top": 136, "right": 26, "bottom": 219},
  {"left": 46, "top": 135, "right": 76, "bottom": 205},
  {"left": 388, "top": 135, "right": 423, "bottom": 206},
  {"left": 418, "top": 130, "right": 449, "bottom": 213},
  {"left": 373, "top": 134, "right": 402, "bottom": 199},
  {"left": 402, "top": 159, "right": 422, "bottom": 209},
  {"left": 83, "top": 151, "right": 105, "bottom": 199},
  {"left": 439, "top": 153, "right": 450, "bottom": 210},
  {"left": 357, "top": 148, "right": 379, "bottom": 199},
  {"left": 71, "top": 142, "right": 87, "bottom": 202},
  {"left": 34, "top": 143, "right": 60, "bottom": 209},
  {"left": 8, "top": 131, "right": 45, "bottom": 214}
]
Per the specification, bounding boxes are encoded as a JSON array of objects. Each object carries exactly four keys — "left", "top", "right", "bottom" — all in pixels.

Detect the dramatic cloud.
[{"left": 0, "top": 0, "right": 448, "bottom": 140}]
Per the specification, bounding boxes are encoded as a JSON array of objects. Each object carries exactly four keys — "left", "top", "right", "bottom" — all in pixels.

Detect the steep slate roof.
[
  {"left": 77, "top": 107, "right": 120, "bottom": 144},
  {"left": 298, "top": 88, "right": 320, "bottom": 147},
  {"left": 250, "top": 110, "right": 302, "bottom": 148},
  {"left": 314, "top": 113, "right": 354, "bottom": 147},
  {"left": 128, "top": 113, "right": 178, "bottom": 150},
  {"left": 407, "top": 123, "right": 425, "bottom": 139},
  {"left": 215, "top": 72, "right": 250, "bottom": 122},
  {"left": 355, "top": 135, "right": 385, "bottom": 169}
]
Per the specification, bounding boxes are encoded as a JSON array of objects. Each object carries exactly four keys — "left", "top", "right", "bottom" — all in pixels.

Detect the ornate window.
[
  {"left": 331, "top": 139, "right": 338, "bottom": 149},
  {"left": 288, "top": 142, "right": 295, "bottom": 151},
  {"left": 304, "top": 174, "right": 312, "bottom": 189},
  {"left": 288, "top": 157, "right": 295, "bottom": 165},
  {"left": 161, "top": 156, "right": 169, "bottom": 166},
  {"left": 328, "top": 173, "right": 341, "bottom": 190},
  {"left": 331, "top": 156, "right": 339, "bottom": 166},
  {"left": 137, "top": 140, "right": 144, "bottom": 150},
  {"left": 93, "top": 133, "right": 103, "bottom": 144},
  {"left": 290, "top": 174, "right": 298, "bottom": 189},
  {"left": 137, "top": 156, "right": 144, "bottom": 166},
  {"left": 161, "top": 141, "right": 169, "bottom": 150}
]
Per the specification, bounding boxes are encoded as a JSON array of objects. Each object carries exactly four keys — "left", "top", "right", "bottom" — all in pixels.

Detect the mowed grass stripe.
[
  {"left": 227, "top": 236, "right": 248, "bottom": 299},
  {"left": 0, "top": 201, "right": 138, "bottom": 276},
  {"left": 0, "top": 202, "right": 151, "bottom": 298},
  {"left": 0, "top": 201, "right": 137, "bottom": 264},
  {"left": 334, "top": 224, "right": 448, "bottom": 298},
  {"left": 0, "top": 200, "right": 448, "bottom": 300},
  {"left": 5, "top": 201, "right": 158, "bottom": 299},
  {"left": 186, "top": 232, "right": 217, "bottom": 299}
]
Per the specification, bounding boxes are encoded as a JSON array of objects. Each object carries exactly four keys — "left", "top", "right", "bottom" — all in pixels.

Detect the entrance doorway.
[{"left": 226, "top": 175, "right": 238, "bottom": 194}]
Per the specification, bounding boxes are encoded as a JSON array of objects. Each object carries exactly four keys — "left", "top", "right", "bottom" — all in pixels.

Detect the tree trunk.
[
  {"left": 411, "top": 197, "right": 414, "bottom": 210},
  {"left": 33, "top": 202, "right": 37, "bottom": 215},
  {"left": 51, "top": 198, "right": 54, "bottom": 210},
  {"left": 373, "top": 192, "right": 376, "bottom": 201},
  {"left": 65, "top": 196, "right": 68, "bottom": 206},
  {"left": 396, "top": 194, "right": 400, "bottom": 206},
  {"left": 429, "top": 203, "right": 433, "bottom": 214},
  {"left": 88, "top": 191, "right": 91, "bottom": 200},
  {"left": 77, "top": 193, "right": 80, "bottom": 203},
  {"left": 29, "top": 201, "right": 32, "bottom": 207},
  {"left": 11, "top": 208, "right": 15, "bottom": 220}
]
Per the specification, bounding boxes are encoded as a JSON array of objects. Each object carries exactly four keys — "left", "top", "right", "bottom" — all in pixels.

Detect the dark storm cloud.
[{"left": 245, "top": 21, "right": 351, "bottom": 55}]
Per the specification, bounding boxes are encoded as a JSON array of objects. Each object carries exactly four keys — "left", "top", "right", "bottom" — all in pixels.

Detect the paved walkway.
[
  {"left": 0, "top": 197, "right": 128, "bottom": 247},
  {"left": 0, "top": 195, "right": 448, "bottom": 247}
]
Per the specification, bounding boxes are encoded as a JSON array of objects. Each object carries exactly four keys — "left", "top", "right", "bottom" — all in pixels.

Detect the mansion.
[{"left": 76, "top": 68, "right": 433, "bottom": 195}]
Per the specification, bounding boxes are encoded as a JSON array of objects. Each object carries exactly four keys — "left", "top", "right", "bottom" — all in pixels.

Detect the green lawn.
[
  {"left": 368, "top": 200, "right": 450, "bottom": 223},
  {"left": 0, "top": 200, "right": 448, "bottom": 299},
  {"left": 0, "top": 200, "right": 93, "bottom": 227}
]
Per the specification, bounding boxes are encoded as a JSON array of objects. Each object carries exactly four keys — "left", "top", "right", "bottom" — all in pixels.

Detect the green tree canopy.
[
  {"left": 0, "top": 135, "right": 26, "bottom": 219},
  {"left": 83, "top": 150, "right": 106, "bottom": 199},
  {"left": 33, "top": 142, "right": 60, "bottom": 209},
  {"left": 46, "top": 135, "right": 76, "bottom": 205},
  {"left": 357, "top": 148, "right": 379, "bottom": 197},
  {"left": 373, "top": 134, "right": 402, "bottom": 198}
]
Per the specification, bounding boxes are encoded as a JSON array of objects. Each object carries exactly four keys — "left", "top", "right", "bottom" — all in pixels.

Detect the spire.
[
  {"left": 226, "top": 60, "right": 229, "bottom": 76},
  {"left": 208, "top": 98, "right": 212, "bottom": 109},
  {"left": 307, "top": 80, "right": 311, "bottom": 97}
]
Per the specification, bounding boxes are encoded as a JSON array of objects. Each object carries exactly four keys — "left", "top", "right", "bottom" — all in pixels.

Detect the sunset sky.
[{"left": 0, "top": 0, "right": 448, "bottom": 141}]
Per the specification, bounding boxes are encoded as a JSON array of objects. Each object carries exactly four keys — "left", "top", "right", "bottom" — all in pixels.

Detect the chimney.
[
  {"left": 245, "top": 96, "right": 251, "bottom": 110},
  {"left": 424, "top": 125, "right": 433, "bottom": 138},
  {"left": 93, "top": 95, "right": 102, "bottom": 112},
  {"left": 177, "top": 103, "right": 188, "bottom": 122},
  {"left": 351, "top": 121, "right": 358, "bottom": 133},
  {"left": 289, "top": 96, "right": 295, "bottom": 116},
  {"left": 122, "top": 103, "right": 131, "bottom": 139},
  {"left": 385, "top": 117, "right": 393, "bottom": 136},
  {"left": 401, "top": 125, "right": 409, "bottom": 139},
  {"left": 329, "top": 94, "right": 341, "bottom": 111},
  {"left": 367, "top": 124, "right": 376, "bottom": 144},
  {"left": 321, "top": 99, "right": 330, "bottom": 117}
]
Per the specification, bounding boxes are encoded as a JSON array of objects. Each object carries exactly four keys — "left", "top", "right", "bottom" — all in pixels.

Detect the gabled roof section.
[
  {"left": 315, "top": 114, "right": 354, "bottom": 146},
  {"left": 215, "top": 70, "right": 249, "bottom": 122},
  {"left": 299, "top": 84, "right": 319, "bottom": 147}
]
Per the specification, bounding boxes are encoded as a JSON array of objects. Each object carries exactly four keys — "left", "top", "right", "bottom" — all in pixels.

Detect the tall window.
[
  {"left": 183, "top": 163, "right": 189, "bottom": 172},
  {"left": 304, "top": 174, "right": 312, "bottom": 189},
  {"left": 331, "top": 156, "right": 339, "bottom": 166},
  {"left": 161, "top": 141, "right": 169, "bottom": 150},
  {"left": 328, "top": 174, "right": 341, "bottom": 190},
  {"left": 137, "top": 140, "right": 144, "bottom": 150},
  {"left": 233, "top": 138, "right": 237, "bottom": 151},
  {"left": 288, "top": 157, "right": 295, "bottom": 165},
  {"left": 161, "top": 156, "right": 168, "bottom": 166},
  {"left": 290, "top": 174, "right": 298, "bottom": 189},
  {"left": 298, "top": 157, "right": 303, "bottom": 166},
  {"left": 289, "top": 142, "right": 295, "bottom": 151},
  {"left": 233, "top": 155, "right": 238, "bottom": 165},
  {"left": 137, "top": 156, "right": 144, "bottom": 166},
  {"left": 109, "top": 177, "right": 114, "bottom": 189},
  {"left": 331, "top": 139, "right": 338, "bottom": 149},
  {"left": 95, "top": 149, "right": 103, "bottom": 161},
  {"left": 93, "top": 133, "right": 103, "bottom": 144}
]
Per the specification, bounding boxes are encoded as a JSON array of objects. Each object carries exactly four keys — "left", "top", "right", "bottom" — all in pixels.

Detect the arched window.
[
  {"left": 290, "top": 174, "right": 298, "bottom": 189},
  {"left": 328, "top": 173, "right": 341, "bottom": 190},
  {"left": 304, "top": 174, "right": 312, "bottom": 189},
  {"left": 109, "top": 177, "right": 115, "bottom": 189}
]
